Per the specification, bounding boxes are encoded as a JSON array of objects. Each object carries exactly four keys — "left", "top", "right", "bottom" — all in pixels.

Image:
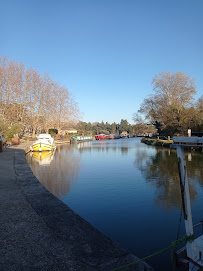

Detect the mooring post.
[
  {"left": 172, "top": 136, "right": 203, "bottom": 269},
  {"left": 176, "top": 145, "right": 196, "bottom": 262}
]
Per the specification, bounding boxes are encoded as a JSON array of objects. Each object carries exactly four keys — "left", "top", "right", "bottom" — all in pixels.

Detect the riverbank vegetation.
[
  {"left": 0, "top": 56, "right": 80, "bottom": 139},
  {"left": 75, "top": 119, "right": 156, "bottom": 136},
  {"left": 74, "top": 118, "right": 157, "bottom": 137},
  {"left": 141, "top": 137, "right": 203, "bottom": 152},
  {"left": 134, "top": 72, "right": 203, "bottom": 136},
  {"left": 141, "top": 138, "right": 173, "bottom": 148}
]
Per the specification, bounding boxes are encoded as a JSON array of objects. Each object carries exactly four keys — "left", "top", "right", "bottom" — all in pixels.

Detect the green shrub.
[{"left": 0, "top": 122, "right": 23, "bottom": 140}]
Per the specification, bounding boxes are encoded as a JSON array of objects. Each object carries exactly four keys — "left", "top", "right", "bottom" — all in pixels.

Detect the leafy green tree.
[
  {"left": 119, "top": 119, "right": 129, "bottom": 132},
  {"left": 75, "top": 120, "right": 135, "bottom": 136},
  {"left": 196, "top": 96, "right": 203, "bottom": 131},
  {"left": 111, "top": 122, "right": 117, "bottom": 133},
  {"left": 76, "top": 121, "right": 87, "bottom": 131},
  {"left": 86, "top": 122, "right": 92, "bottom": 131},
  {"left": 0, "top": 121, "right": 23, "bottom": 140},
  {"left": 105, "top": 122, "right": 111, "bottom": 133}
]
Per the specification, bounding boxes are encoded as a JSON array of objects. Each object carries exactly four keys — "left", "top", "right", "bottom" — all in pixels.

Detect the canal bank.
[
  {"left": 141, "top": 138, "right": 173, "bottom": 147},
  {"left": 0, "top": 145, "right": 153, "bottom": 271},
  {"left": 141, "top": 137, "right": 203, "bottom": 152}
]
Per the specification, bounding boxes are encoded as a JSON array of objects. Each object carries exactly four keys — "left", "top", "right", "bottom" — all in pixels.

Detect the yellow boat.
[
  {"left": 32, "top": 151, "right": 53, "bottom": 160},
  {"left": 30, "top": 134, "right": 56, "bottom": 152},
  {"left": 31, "top": 151, "right": 55, "bottom": 165}
]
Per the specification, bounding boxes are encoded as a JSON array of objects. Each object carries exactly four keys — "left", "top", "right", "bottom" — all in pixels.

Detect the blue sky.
[{"left": 1, "top": 0, "right": 203, "bottom": 124}]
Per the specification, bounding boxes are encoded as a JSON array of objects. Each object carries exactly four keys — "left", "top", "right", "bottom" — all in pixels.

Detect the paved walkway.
[{"left": 0, "top": 145, "right": 153, "bottom": 271}]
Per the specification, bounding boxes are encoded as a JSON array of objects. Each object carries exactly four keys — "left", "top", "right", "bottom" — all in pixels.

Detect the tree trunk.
[{"left": 32, "top": 125, "right": 36, "bottom": 138}]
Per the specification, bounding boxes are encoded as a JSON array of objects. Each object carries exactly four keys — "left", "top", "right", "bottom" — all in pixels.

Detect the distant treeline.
[{"left": 75, "top": 119, "right": 156, "bottom": 136}]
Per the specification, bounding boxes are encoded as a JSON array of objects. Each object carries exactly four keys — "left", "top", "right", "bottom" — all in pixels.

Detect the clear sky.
[{"left": 1, "top": 0, "right": 203, "bottom": 124}]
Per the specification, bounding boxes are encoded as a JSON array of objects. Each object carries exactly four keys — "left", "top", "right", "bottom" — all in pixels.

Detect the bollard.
[{"left": 0, "top": 140, "right": 2, "bottom": 152}]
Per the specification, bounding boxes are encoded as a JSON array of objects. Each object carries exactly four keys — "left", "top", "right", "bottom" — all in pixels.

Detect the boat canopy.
[{"left": 37, "top": 134, "right": 52, "bottom": 140}]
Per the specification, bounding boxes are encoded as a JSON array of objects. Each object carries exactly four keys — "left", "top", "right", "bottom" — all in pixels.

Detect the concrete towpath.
[{"left": 0, "top": 144, "right": 153, "bottom": 271}]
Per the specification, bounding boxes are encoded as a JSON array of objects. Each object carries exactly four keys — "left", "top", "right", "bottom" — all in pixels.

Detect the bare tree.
[
  {"left": 52, "top": 84, "right": 80, "bottom": 134},
  {"left": 152, "top": 72, "right": 196, "bottom": 107},
  {"left": 26, "top": 69, "right": 44, "bottom": 137},
  {"left": 138, "top": 72, "right": 196, "bottom": 135},
  {"left": 0, "top": 56, "right": 80, "bottom": 138},
  {"left": 40, "top": 75, "right": 56, "bottom": 133}
]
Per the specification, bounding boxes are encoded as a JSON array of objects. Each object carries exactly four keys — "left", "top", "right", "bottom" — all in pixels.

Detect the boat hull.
[
  {"left": 95, "top": 135, "right": 110, "bottom": 140},
  {"left": 30, "top": 143, "right": 55, "bottom": 152},
  {"left": 32, "top": 151, "right": 53, "bottom": 160}
]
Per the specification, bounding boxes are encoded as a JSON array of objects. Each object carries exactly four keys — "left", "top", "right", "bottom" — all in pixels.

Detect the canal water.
[{"left": 26, "top": 138, "right": 203, "bottom": 271}]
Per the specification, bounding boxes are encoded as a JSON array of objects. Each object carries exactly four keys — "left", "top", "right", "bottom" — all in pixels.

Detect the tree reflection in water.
[
  {"left": 27, "top": 145, "right": 81, "bottom": 198},
  {"left": 134, "top": 146, "right": 202, "bottom": 210},
  {"left": 27, "top": 140, "right": 203, "bottom": 213},
  {"left": 76, "top": 140, "right": 130, "bottom": 156}
]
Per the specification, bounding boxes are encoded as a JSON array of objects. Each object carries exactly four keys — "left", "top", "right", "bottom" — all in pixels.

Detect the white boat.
[
  {"left": 30, "top": 134, "right": 56, "bottom": 152},
  {"left": 70, "top": 136, "right": 92, "bottom": 143}
]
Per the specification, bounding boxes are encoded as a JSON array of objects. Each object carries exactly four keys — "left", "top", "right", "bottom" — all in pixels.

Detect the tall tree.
[
  {"left": 26, "top": 69, "right": 45, "bottom": 137},
  {"left": 40, "top": 75, "right": 55, "bottom": 133},
  {"left": 138, "top": 72, "right": 196, "bottom": 135},
  {"left": 0, "top": 56, "right": 80, "bottom": 138},
  {"left": 119, "top": 119, "right": 129, "bottom": 132},
  {"left": 195, "top": 95, "right": 203, "bottom": 131}
]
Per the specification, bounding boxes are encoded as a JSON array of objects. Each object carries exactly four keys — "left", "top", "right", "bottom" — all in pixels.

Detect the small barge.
[{"left": 70, "top": 136, "right": 92, "bottom": 144}]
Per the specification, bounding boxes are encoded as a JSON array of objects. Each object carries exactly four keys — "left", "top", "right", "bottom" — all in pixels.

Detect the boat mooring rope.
[{"left": 112, "top": 234, "right": 194, "bottom": 271}]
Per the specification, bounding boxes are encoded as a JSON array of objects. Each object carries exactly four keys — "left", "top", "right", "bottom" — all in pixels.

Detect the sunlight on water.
[{"left": 27, "top": 138, "right": 203, "bottom": 271}]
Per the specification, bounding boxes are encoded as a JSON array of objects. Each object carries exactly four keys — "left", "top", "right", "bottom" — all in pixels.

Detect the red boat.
[{"left": 95, "top": 134, "right": 110, "bottom": 140}]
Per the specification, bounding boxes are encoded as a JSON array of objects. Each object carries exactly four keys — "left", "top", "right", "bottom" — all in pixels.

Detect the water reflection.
[
  {"left": 134, "top": 147, "right": 199, "bottom": 210},
  {"left": 26, "top": 139, "right": 203, "bottom": 271},
  {"left": 186, "top": 152, "right": 203, "bottom": 185},
  {"left": 27, "top": 140, "right": 203, "bottom": 212},
  {"left": 27, "top": 145, "right": 80, "bottom": 198},
  {"left": 72, "top": 140, "right": 133, "bottom": 155},
  {"left": 31, "top": 151, "right": 55, "bottom": 166}
]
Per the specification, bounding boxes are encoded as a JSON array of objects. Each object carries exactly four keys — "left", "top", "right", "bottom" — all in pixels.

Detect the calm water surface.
[{"left": 27, "top": 138, "right": 203, "bottom": 271}]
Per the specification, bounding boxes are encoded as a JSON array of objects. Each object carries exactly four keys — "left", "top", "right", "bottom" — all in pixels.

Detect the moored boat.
[
  {"left": 70, "top": 136, "right": 92, "bottom": 144},
  {"left": 30, "top": 134, "right": 56, "bottom": 152},
  {"left": 95, "top": 134, "right": 110, "bottom": 140}
]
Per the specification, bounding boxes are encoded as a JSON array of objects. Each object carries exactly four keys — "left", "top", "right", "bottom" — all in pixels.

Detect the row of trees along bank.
[
  {"left": 76, "top": 119, "right": 133, "bottom": 136},
  {"left": 133, "top": 72, "right": 203, "bottom": 136},
  {"left": 75, "top": 119, "right": 156, "bottom": 136},
  {"left": 0, "top": 56, "right": 79, "bottom": 139}
]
